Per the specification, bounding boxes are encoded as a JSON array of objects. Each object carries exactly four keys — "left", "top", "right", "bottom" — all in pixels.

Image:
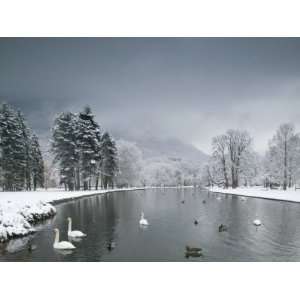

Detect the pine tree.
[
  {"left": 0, "top": 103, "right": 43, "bottom": 191},
  {"left": 100, "top": 132, "right": 118, "bottom": 189},
  {"left": 51, "top": 112, "right": 79, "bottom": 191},
  {"left": 77, "top": 106, "right": 101, "bottom": 190},
  {"left": 31, "top": 134, "right": 45, "bottom": 190},
  {"left": 16, "top": 111, "right": 32, "bottom": 190},
  {"left": 0, "top": 104, "right": 24, "bottom": 190}
]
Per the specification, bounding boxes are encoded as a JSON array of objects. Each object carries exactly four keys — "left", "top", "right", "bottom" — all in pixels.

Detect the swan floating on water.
[
  {"left": 139, "top": 212, "right": 149, "bottom": 226},
  {"left": 67, "top": 217, "right": 87, "bottom": 238},
  {"left": 53, "top": 228, "right": 76, "bottom": 250},
  {"left": 253, "top": 219, "right": 262, "bottom": 226}
]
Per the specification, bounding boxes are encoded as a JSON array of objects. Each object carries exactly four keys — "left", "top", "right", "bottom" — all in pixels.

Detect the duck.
[
  {"left": 218, "top": 224, "right": 228, "bottom": 232},
  {"left": 139, "top": 212, "right": 149, "bottom": 226},
  {"left": 53, "top": 228, "right": 76, "bottom": 250},
  {"left": 194, "top": 219, "right": 199, "bottom": 225},
  {"left": 67, "top": 217, "right": 87, "bottom": 238},
  {"left": 185, "top": 246, "right": 203, "bottom": 258},
  {"left": 253, "top": 218, "right": 262, "bottom": 226},
  {"left": 27, "top": 241, "right": 37, "bottom": 252},
  {"left": 202, "top": 200, "right": 206, "bottom": 204},
  {"left": 185, "top": 251, "right": 202, "bottom": 258},
  {"left": 107, "top": 241, "right": 116, "bottom": 251},
  {"left": 186, "top": 246, "right": 202, "bottom": 252},
  {"left": 181, "top": 200, "right": 185, "bottom": 204}
]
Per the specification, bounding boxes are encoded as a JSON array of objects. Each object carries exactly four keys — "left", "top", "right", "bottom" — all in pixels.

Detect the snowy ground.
[
  {"left": 209, "top": 186, "right": 300, "bottom": 203},
  {"left": 0, "top": 187, "right": 144, "bottom": 242}
]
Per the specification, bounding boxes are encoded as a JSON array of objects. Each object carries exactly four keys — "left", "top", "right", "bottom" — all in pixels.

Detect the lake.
[{"left": 1, "top": 188, "right": 300, "bottom": 261}]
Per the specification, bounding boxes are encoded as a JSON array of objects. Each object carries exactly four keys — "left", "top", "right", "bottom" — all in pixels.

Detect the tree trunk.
[
  {"left": 283, "top": 138, "right": 287, "bottom": 190},
  {"left": 75, "top": 167, "right": 80, "bottom": 190},
  {"left": 231, "top": 166, "right": 237, "bottom": 188},
  {"left": 95, "top": 175, "right": 99, "bottom": 190},
  {"left": 222, "top": 157, "right": 229, "bottom": 188}
]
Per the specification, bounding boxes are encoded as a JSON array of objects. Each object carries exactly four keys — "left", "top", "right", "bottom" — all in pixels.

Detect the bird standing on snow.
[{"left": 67, "top": 217, "right": 87, "bottom": 238}]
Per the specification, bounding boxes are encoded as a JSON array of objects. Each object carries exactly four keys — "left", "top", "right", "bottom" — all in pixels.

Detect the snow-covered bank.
[
  {"left": 0, "top": 187, "right": 145, "bottom": 242},
  {"left": 209, "top": 186, "right": 300, "bottom": 203}
]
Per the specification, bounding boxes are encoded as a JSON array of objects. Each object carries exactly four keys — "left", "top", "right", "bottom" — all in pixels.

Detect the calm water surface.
[{"left": 1, "top": 189, "right": 300, "bottom": 261}]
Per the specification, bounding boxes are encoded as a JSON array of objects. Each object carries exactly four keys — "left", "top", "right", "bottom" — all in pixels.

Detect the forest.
[
  {"left": 1, "top": 102, "right": 299, "bottom": 192},
  {"left": 204, "top": 124, "right": 300, "bottom": 190}
]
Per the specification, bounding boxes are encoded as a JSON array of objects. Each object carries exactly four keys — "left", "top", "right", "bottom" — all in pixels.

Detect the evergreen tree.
[
  {"left": 31, "top": 134, "right": 45, "bottom": 190},
  {"left": 0, "top": 103, "right": 44, "bottom": 191},
  {"left": 0, "top": 104, "right": 25, "bottom": 190},
  {"left": 51, "top": 112, "right": 79, "bottom": 191},
  {"left": 16, "top": 111, "right": 32, "bottom": 190},
  {"left": 100, "top": 132, "right": 118, "bottom": 189},
  {"left": 77, "top": 106, "right": 101, "bottom": 190}
]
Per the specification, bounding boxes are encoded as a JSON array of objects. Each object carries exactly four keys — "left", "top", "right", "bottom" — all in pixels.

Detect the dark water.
[{"left": 1, "top": 189, "right": 300, "bottom": 261}]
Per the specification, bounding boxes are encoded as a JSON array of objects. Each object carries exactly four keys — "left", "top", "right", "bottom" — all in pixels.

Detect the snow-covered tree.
[
  {"left": 51, "top": 112, "right": 79, "bottom": 190},
  {"left": 77, "top": 106, "right": 102, "bottom": 190},
  {"left": 208, "top": 129, "right": 252, "bottom": 188},
  {"left": 226, "top": 129, "right": 252, "bottom": 188},
  {"left": 100, "top": 132, "right": 118, "bottom": 189},
  {"left": 212, "top": 134, "right": 229, "bottom": 188},
  {"left": 265, "top": 123, "right": 300, "bottom": 190},
  {"left": 0, "top": 103, "right": 44, "bottom": 191},
  {"left": 30, "top": 134, "right": 45, "bottom": 190},
  {"left": 115, "top": 140, "right": 143, "bottom": 187}
]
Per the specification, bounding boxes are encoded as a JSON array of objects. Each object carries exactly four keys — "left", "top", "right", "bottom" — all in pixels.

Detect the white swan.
[
  {"left": 53, "top": 228, "right": 76, "bottom": 250},
  {"left": 67, "top": 217, "right": 87, "bottom": 238},
  {"left": 253, "top": 218, "right": 262, "bottom": 226},
  {"left": 139, "top": 212, "right": 149, "bottom": 226}
]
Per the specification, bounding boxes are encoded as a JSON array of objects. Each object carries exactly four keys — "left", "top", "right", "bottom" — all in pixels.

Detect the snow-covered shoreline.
[
  {"left": 209, "top": 186, "right": 300, "bottom": 203},
  {"left": 0, "top": 187, "right": 145, "bottom": 243}
]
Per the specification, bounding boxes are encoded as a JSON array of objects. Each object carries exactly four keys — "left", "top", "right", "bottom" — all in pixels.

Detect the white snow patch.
[{"left": 209, "top": 186, "right": 300, "bottom": 203}]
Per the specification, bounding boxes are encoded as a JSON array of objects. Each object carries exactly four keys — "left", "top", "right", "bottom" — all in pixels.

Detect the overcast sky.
[{"left": 1, "top": 38, "right": 300, "bottom": 154}]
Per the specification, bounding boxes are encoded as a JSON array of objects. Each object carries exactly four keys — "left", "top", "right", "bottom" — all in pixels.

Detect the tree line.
[
  {"left": 0, "top": 103, "right": 44, "bottom": 191},
  {"left": 0, "top": 103, "right": 118, "bottom": 191},
  {"left": 204, "top": 123, "right": 300, "bottom": 190},
  {"left": 51, "top": 106, "right": 118, "bottom": 190}
]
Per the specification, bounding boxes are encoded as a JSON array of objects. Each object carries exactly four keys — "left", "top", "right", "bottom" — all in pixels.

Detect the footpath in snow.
[
  {"left": 209, "top": 186, "right": 300, "bottom": 203},
  {"left": 0, "top": 187, "right": 144, "bottom": 242}
]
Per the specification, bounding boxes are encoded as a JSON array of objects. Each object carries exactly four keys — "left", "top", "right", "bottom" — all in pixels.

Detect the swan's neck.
[
  {"left": 68, "top": 219, "right": 72, "bottom": 232},
  {"left": 54, "top": 230, "right": 59, "bottom": 244}
]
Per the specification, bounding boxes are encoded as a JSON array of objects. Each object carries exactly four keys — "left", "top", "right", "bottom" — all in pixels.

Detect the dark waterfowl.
[
  {"left": 186, "top": 246, "right": 202, "bottom": 252},
  {"left": 185, "top": 252, "right": 203, "bottom": 258},
  {"left": 181, "top": 200, "right": 185, "bottom": 204},
  {"left": 27, "top": 242, "right": 37, "bottom": 252},
  {"left": 107, "top": 241, "right": 116, "bottom": 251},
  {"left": 194, "top": 219, "right": 199, "bottom": 225},
  {"left": 218, "top": 224, "right": 228, "bottom": 232},
  {"left": 185, "top": 246, "right": 203, "bottom": 258},
  {"left": 202, "top": 200, "right": 206, "bottom": 204}
]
